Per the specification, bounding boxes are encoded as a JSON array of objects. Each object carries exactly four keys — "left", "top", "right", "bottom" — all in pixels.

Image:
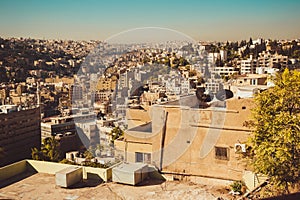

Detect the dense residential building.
[
  {"left": 0, "top": 105, "right": 41, "bottom": 167},
  {"left": 41, "top": 112, "right": 95, "bottom": 138},
  {"left": 164, "top": 77, "right": 190, "bottom": 95},
  {"left": 258, "top": 51, "right": 288, "bottom": 69},
  {"left": 41, "top": 116, "right": 76, "bottom": 138},
  {"left": 94, "top": 90, "right": 112, "bottom": 102},
  {"left": 69, "top": 84, "right": 83, "bottom": 101},
  {"left": 96, "top": 77, "right": 117, "bottom": 91},
  {"left": 0, "top": 36, "right": 300, "bottom": 187}
]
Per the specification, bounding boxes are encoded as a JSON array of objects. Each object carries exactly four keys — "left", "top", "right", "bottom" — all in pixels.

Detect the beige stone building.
[
  {"left": 115, "top": 97, "right": 253, "bottom": 181},
  {"left": 96, "top": 77, "right": 117, "bottom": 91}
]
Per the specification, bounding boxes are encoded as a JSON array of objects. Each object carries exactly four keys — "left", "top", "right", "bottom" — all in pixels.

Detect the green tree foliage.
[
  {"left": 84, "top": 150, "right": 94, "bottom": 160},
  {"left": 230, "top": 181, "right": 243, "bottom": 193},
  {"left": 248, "top": 69, "right": 300, "bottom": 193},
  {"left": 292, "top": 50, "right": 300, "bottom": 59},
  {"left": 59, "top": 158, "right": 75, "bottom": 165},
  {"left": 239, "top": 40, "right": 247, "bottom": 47},
  {"left": 31, "top": 136, "right": 60, "bottom": 162},
  {"left": 109, "top": 126, "right": 124, "bottom": 144},
  {"left": 249, "top": 37, "right": 253, "bottom": 45}
]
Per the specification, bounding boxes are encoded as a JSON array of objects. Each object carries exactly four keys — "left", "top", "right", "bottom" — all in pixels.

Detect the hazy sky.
[{"left": 0, "top": 0, "right": 299, "bottom": 41}]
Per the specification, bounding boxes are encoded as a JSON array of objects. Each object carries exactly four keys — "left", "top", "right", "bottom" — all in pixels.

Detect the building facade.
[
  {"left": 115, "top": 98, "right": 253, "bottom": 181},
  {"left": 240, "top": 57, "right": 258, "bottom": 74},
  {"left": 0, "top": 106, "right": 41, "bottom": 167}
]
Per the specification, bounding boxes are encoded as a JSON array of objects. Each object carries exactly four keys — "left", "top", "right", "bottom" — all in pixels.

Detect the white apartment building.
[
  {"left": 240, "top": 56, "right": 258, "bottom": 74},
  {"left": 220, "top": 50, "right": 227, "bottom": 61},
  {"left": 207, "top": 52, "right": 219, "bottom": 64},
  {"left": 207, "top": 50, "right": 227, "bottom": 64},
  {"left": 205, "top": 79, "right": 223, "bottom": 94}
]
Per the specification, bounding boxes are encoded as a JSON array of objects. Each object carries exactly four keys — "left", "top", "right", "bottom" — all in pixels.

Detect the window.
[
  {"left": 215, "top": 147, "right": 229, "bottom": 160},
  {"left": 135, "top": 152, "right": 151, "bottom": 164},
  {"left": 135, "top": 152, "right": 143, "bottom": 162}
]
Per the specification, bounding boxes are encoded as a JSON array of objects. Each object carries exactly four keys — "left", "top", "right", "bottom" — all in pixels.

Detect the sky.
[{"left": 0, "top": 0, "right": 299, "bottom": 41}]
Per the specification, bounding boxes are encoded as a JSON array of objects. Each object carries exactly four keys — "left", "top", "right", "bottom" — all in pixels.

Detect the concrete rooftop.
[{"left": 0, "top": 172, "right": 231, "bottom": 200}]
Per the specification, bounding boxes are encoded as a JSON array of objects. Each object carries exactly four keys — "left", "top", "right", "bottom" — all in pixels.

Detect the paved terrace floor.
[{"left": 0, "top": 172, "right": 233, "bottom": 200}]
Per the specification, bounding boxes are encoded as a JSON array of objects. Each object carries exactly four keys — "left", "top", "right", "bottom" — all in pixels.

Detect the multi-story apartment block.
[
  {"left": 258, "top": 51, "right": 288, "bottom": 69},
  {"left": 96, "top": 77, "right": 117, "bottom": 91},
  {"left": 240, "top": 56, "right": 258, "bottom": 74},
  {"left": 94, "top": 90, "right": 112, "bottom": 102},
  {"left": 0, "top": 105, "right": 41, "bottom": 167},
  {"left": 69, "top": 84, "right": 83, "bottom": 101}
]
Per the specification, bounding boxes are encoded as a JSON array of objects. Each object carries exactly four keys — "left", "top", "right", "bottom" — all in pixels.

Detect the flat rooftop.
[{"left": 0, "top": 172, "right": 230, "bottom": 200}]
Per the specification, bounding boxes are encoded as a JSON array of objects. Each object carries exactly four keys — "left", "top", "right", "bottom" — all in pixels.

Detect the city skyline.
[{"left": 0, "top": 0, "right": 300, "bottom": 41}]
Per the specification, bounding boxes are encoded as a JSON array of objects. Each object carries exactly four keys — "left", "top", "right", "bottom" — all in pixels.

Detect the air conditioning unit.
[{"left": 235, "top": 143, "right": 246, "bottom": 153}]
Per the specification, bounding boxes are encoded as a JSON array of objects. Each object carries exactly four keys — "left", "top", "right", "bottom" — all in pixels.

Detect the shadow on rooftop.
[
  {"left": 135, "top": 177, "right": 166, "bottom": 187},
  {"left": 68, "top": 176, "right": 103, "bottom": 189},
  {"left": 0, "top": 170, "right": 37, "bottom": 189},
  {"left": 59, "top": 172, "right": 104, "bottom": 189}
]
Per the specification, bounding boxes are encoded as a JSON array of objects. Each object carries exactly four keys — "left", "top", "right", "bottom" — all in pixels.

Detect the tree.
[
  {"left": 84, "top": 150, "right": 94, "bottom": 160},
  {"left": 42, "top": 137, "right": 60, "bottom": 162},
  {"left": 109, "top": 127, "right": 124, "bottom": 144},
  {"left": 31, "top": 147, "right": 43, "bottom": 160},
  {"left": 247, "top": 69, "right": 300, "bottom": 194},
  {"left": 188, "top": 70, "right": 197, "bottom": 77},
  {"left": 239, "top": 40, "right": 247, "bottom": 47},
  {"left": 249, "top": 37, "right": 253, "bottom": 45},
  {"left": 31, "top": 136, "right": 60, "bottom": 162}
]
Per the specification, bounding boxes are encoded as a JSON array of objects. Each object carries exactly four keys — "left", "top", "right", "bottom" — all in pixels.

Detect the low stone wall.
[
  {"left": 0, "top": 160, "right": 27, "bottom": 181},
  {"left": 26, "top": 160, "right": 74, "bottom": 174},
  {"left": 27, "top": 160, "right": 111, "bottom": 182},
  {"left": 0, "top": 160, "right": 113, "bottom": 183}
]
